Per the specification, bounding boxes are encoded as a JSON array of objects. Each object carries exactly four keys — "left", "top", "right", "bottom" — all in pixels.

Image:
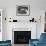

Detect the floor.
[{"left": 12, "top": 44, "right": 29, "bottom": 46}]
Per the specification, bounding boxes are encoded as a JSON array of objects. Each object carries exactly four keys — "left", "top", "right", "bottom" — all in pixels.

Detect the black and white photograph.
[{"left": 16, "top": 5, "right": 30, "bottom": 16}]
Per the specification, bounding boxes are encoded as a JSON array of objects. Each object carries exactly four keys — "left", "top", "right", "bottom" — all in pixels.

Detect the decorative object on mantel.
[
  {"left": 9, "top": 17, "right": 12, "bottom": 22},
  {"left": 9, "top": 18, "right": 11, "bottom": 19},
  {"left": 9, "top": 21, "right": 11, "bottom": 22},
  {"left": 13, "top": 20, "right": 17, "bottom": 22},
  {"left": 39, "top": 16, "right": 41, "bottom": 23},
  {"left": 5, "top": 18, "right": 6, "bottom": 20},
  {"left": 36, "top": 16, "right": 41, "bottom": 23},
  {"left": 16, "top": 5, "right": 30, "bottom": 16},
  {"left": 29, "top": 18, "right": 34, "bottom": 22},
  {"left": 35, "top": 16, "right": 41, "bottom": 23}
]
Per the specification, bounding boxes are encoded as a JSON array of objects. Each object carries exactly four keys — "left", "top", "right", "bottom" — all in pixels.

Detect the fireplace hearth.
[{"left": 14, "top": 31, "right": 31, "bottom": 44}]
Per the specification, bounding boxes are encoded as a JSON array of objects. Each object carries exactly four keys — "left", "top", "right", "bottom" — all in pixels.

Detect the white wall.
[{"left": 0, "top": 0, "right": 46, "bottom": 11}]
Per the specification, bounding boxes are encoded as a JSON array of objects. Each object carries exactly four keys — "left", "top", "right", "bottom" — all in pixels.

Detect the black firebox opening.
[{"left": 14, "top": 31, "right": 31, "bottom": 44}]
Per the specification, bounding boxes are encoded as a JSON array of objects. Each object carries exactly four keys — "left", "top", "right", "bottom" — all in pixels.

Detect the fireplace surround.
[{"left": 12, "top": 28, "right": 31, "bottom": 44}]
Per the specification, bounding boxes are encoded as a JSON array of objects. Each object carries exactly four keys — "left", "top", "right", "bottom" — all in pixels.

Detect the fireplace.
[{"left": 14, "top": 31, "right": 31, "bottom": 44}]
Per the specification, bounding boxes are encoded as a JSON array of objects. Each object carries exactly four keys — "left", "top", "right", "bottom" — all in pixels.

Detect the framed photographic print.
[{"left": 16, "top": 5, "right": 30, "bottom": 16}]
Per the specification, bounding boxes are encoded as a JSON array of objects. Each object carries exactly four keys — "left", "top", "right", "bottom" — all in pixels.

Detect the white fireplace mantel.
[
  {"left": 6, "top": 22, "right": 37, "bottom": 44},
  {"left": 12, "top": 22, "right": 37, "bottom": 39}
]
